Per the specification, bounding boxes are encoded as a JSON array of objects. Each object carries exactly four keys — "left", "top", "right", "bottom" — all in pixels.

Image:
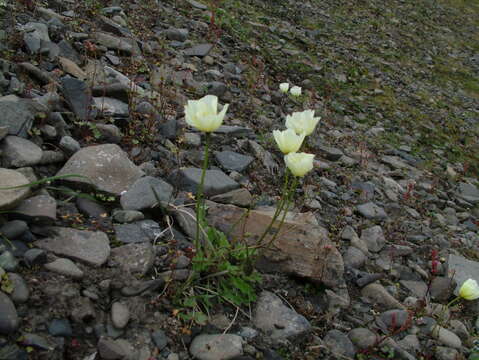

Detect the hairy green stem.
[
  {"left": 195, "top": 133, "right": 211, "bottom": 252},
  {"left": 256, "top": 168, "right": 290, "bottom": 246},
  {"left": 265, "top": 176, "right": 298, "bottom": 249}
]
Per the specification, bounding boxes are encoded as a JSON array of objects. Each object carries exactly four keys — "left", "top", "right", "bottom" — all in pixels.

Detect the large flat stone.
[
  {"left": 34, "top": 227, "right": 110, "bottom": 266},
  {"left": 56, "top": 144, "right": 144, "bottom": 195},
  {"left": 207, "top": 204, "right": 344, "bottom": 287},
  {"left": 0, "top": 168, "right": 31, "bottom": 210}
]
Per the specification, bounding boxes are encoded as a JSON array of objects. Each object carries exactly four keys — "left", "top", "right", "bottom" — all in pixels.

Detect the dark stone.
[
  {"left": 215, "top": 151, "right": 254, "bottom": 172},
  {"left": 169, "top": 168, "right": 240, "bottom": 197},
  {"left": 184, "top": 43, "right": 213, "bottom": 57},
  {"left": 151, "top": 329, "right": 168, "bottom": 350},
  {"left": 60, "top": 77, "right": 93, "bottom": 121},
  {"left": 0, "top": 220, "right": 29, "bottom": 240},
  {"left": 48, "top": 319, "right": 73, "bottom": 337}
]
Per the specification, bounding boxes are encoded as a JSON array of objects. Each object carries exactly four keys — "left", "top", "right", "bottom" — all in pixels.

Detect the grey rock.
[
  {"left": 357, "top": 202, "right": 388, "bottom": 220},
  {"left": 170, "top": 167, "right": 239, "bottom": 197},
  {"left": 13, "top": 194, "right": 57, "bottom": 223},
  {"left": 24, "top": 248, "right": 47, "bottom": 266},
  {"left": 360, "top": 225, "right": 386, "bottom": 252},
  {"left": 1, "top": 136, "right": 43, "bottom": 168},
  {"left": 376, "top": 309, "right": 410, "bottom": 332},
  {"left": 93, "top": 97, "right": 129, "bottom": 117},
  {"left": 215, "top": 151, "right": 254, "bottom": 172},
  {"left": 0, "top": 291, "right": 19, "bottom": 335},
  {"left": 435, "top": 346, "right": 459, "bottom": 360},
  {"left": 92, "top": 83, "right": 129, "bottom": 103},
  {"left": 151, "top": 329, "right": 168, "bottom": 350},
  {"left": 190, "top": 334, "right": 243, "bottom": 360},
  {"left": 447, "top": 254, "right": 479, "bottom": 295},
  {"left": 58, "top": 135, "right": 81, "bottom": 155},
  {"left": 184, "top": 132, "right": 201, "bottom": 146},
  {"left": 343, "top": 246, "right": 367, "bottom": 268},
  {"left": 400, "top": 280, "right": 428, "bottom": 298},
  {"left": 397, "top": 335, "right": 420, "bottom": 353},
  {"left": 164, "top": 28, "right": 189, "bottom": 41},
  {"left": 120, "top": 278, "right": 164, "bottom": 297},
  {"left": 20, "top": 333, "right": 54, "bottom": 351},
  {"left": 34, "top": 227, "right": 110, "bottom": 266},
  {"left": 456, "top": 182, "right": 479, "bottom": 204},
  {"left": 76, "top": 197, "right": 107, "bottom": 219},
  {"left": 93, "top": 32, "right": 140, "bottom": 55},
  {"left": 97, "top": 337, "right": 127, "bottom": 360},
  {"left": 184, "top": 43, "right": 213, "bottom": 57},
  {"left": 0, "top": 126, "right": 8, "bottom": 140},
  {"left": 253, "top": 291, "right": 311, "bottom": 340},
  {"left": 96, "top": 123, "right": 122, "bottom": 143},
  {"left": 58, "top": 39, "right": 81, "bottom": 63},
  {"left": 361, "top": 283, "right": 405, "bottom": 309},
  {"left": 109, "top": 242, "right": 155, "bottom": 275},
  {"left": 23, "top": 22, "right": 50, "bottom": 54},
  {"left": 113, "top": 220, "right": 162, "bottom": 244},
  {"left": 317, "top": 145, "right": 343, "bottom": 161},
  {"left": 0, "top": 252, "right": 18, "bottom": 271},
  {"left": 0, "top": 220, "right": 29, "bottom": 240},
  {"left": 449, "top": 319, "right": 469, "bottom": 340},
  {"left": 113, "top": 210, "right": 144, "bottom": 223},
  {"left": 71, "top": 297, "right": 96, "bottom": 323},
  {"left": 48, "top": 318, "right": 73, "bottom": 337},
  {"left": 352, "top": 181, "right": 375, "bottom": 202},
  {"left": 111, "top": 302, "right": 129, "bottom": 329},
  {"left": 45, "top": 258, "right": 84, "bottom": 279},
  {"left": 120, "top": 176, "right": 173, "bottom": 211},
  {"left": 56, "top": 144, "right": 144, "bottom": 196},
  {"left": 60, "top": 77, "right": 92, "bottom": 121},
  {"left": 323, "top": 329, "right": 356, "bottom": 358},
  {"left": 431, "top": 326, "right": 462, "bottom": 349},
  {"left": 186, "top": 0, "right": 208, "bottom": 9},
  {"left": 206, "top": 82, "right": 228, "bottom": 97},
  {"left": 7, "top": 273, "right": 29, "bottom": 304},
  {"left": 210, "top": 188, "right": 253, "bottom": 207},
  {"left": 348, "top": 328, "right": 378, "bottom": 350}
]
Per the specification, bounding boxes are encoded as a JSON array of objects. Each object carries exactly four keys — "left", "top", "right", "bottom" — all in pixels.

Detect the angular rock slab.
[
  {"left": 253, "top": 291, "right": 311, "bottom": 341},
  {"left": 34, "top": 227, "right": 110, "bottom": 266},
  {"left": 109, "top": 242, "right": 155, "bottom": 275},
  {"left": 448, "top": 254, "right": 479, "bottom": 295},
  {"left": 56, "top": 144, "right": 144, "bottom": 195},
  {"left": 0, "top": 168, "right": 31, "bottom": 210},
  {"left": 13, "top": 194, "right": 57, "bottom": 223},
  {"left": 170, "top": 168, "right": 239, "bottom": 197},
  {"left": 60, "top": 77, "right": 93, "bottom": 121},
  {"left": 189, "top": 334, "right": 243, "bottom": 360},
  {"left": 456, "top": 182, "right": 479, "bottom": 204},
  {"left": 207, "top": 204, "right": 344, "bottom": 287},
  {"left": 0, "top": 95, "right": 43, "bottom": 137},
  {"left": 1, "top": 136, "right": 43, "bottom": 168},
  {"left": 120, "top": 176, "right": 173, "bottom": 211}
]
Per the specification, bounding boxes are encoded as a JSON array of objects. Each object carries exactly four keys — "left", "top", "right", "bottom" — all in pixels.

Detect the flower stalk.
[{"left": 195, "top": 133, "right": 211, "bottom": 251}]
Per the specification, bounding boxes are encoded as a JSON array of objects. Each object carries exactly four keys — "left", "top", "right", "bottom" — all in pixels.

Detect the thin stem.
[
  {"left": 265, "top": 176, "right": 298, "bottom": 249},
  {"left": 195, "top": 133, "right": 211, "bottom": 251},
  {"left": 446, "top": 296, "right": 461, "bottom": 308},
  {"left": 256, "top": 168, "right": 290, "bottom": 246}
]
